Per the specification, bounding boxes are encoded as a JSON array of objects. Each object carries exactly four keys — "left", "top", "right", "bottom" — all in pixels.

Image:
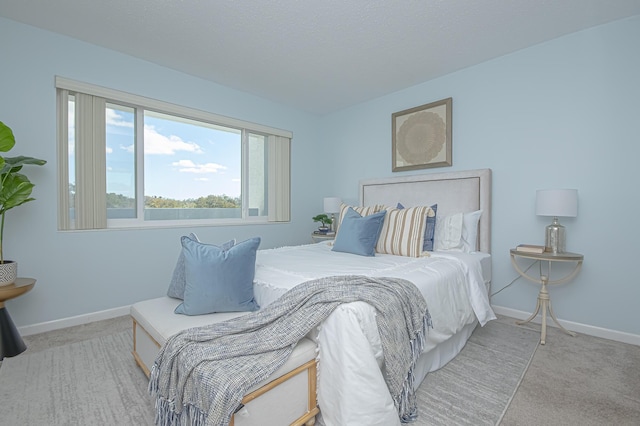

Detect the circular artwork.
[{"left": 396, "top": 111, "right": 446, "bottom": 165}]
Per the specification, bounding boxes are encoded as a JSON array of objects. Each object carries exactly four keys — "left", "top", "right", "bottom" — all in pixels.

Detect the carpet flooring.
[
  {"left": 499, "top": 318, "right": 640, "bottom": 426},
  {"left": 414, "top": 321, "right": 539, "bottom": 425},
  {"left": 0, "top": 317, "right": 538, "bottom": 425},
  {"left": 0, "top": 328, "right": 154, "bottom": 425}
]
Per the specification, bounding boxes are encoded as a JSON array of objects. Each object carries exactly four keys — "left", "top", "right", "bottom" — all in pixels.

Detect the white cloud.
[
  {"left": 106, "top": 146, "right": 113, "bottom": 154},
  {"left": 106, "top": 109, "right": 133, "bottom": 128},
  {"left": 172, "top": 159, "right": 227, "bottom": 174},
  {"left": 144, "top": 125, "right": 203, "bottom": 155}
]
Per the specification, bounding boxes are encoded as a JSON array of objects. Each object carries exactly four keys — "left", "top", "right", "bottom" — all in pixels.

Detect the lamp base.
[{"left": 545, "top": 217, "right": 566, "bottom": 254}]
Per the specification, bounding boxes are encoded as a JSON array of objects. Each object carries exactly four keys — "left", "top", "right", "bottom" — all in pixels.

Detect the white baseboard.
[
  {"left": 18, "top": 305, "right": 131, "bottom": 336},
  {"left": 492, "top": 305, "right": 640, "bottom": 346},
  {"left": 17, "top": 303, "right": 640, "bottom": 347}
]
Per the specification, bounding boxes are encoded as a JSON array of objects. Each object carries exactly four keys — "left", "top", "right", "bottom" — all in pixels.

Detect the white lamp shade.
[
  {"left": 536, "top": 189, "right": 578, "bottom": 217},
  {"left": 323, "top": 197, "right": 342, "bottom": 214}
]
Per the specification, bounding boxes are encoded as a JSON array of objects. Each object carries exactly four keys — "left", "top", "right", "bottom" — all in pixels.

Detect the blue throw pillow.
[
  {"left": 397, "top": 203, "right": 438, "bottom": 251},
  {"left": 166, "top": 234, "right": 236, "bottom": 300},
  {"left": 174, "top": 237, "right": 260, "bottom": 315},
  {"left": 332, "top": 208, "right": 386, "bottom": 256}
]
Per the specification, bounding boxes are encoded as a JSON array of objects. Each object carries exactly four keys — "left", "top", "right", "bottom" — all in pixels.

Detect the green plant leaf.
[
  {"left": 312, "top": 213, "right": 333, "bottom": 225},
  {"left": 0, "top": 173, "right": 35, "bottom": 214},
  {"left": 0, "top": 121, "right": 46, "bottom": 263},
  {"left": 0, "top": 121, "right": 16, "bottom": 153},
  {"left": 1, "top": 156, "right": 47, "bottom": 174}
]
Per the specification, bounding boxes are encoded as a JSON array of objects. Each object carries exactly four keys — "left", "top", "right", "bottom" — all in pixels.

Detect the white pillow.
[
  {"left": 434, "top": 213, "right": 463, "bottom": 251},
  {"left": 434, "top": 210, "right": 483, "bottom": 252},
  {"left": 461, "top": 209, "right": 483, "bottom": 252}
]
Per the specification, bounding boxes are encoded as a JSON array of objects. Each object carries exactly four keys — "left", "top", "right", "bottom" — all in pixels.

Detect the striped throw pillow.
[
  {"left": 337, "top": 204, "right": 384, "bottom": 229},
  {"left": 376, "top": 205, "right": 434, "bottom": 257},
  {"left": 396, "top": 202, "right": 438, "bottom": 251}
]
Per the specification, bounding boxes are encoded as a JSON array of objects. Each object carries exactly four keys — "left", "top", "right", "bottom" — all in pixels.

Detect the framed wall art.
[{"left": 392, "top": 97, "right": 452, "bottom": 172}]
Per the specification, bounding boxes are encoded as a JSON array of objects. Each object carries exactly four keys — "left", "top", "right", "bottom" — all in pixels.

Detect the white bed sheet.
[
  {"left": 252, "top": 242, "right": 496, "bottom": 426},
  {"left": 255, "top": 242, "right": 494, "bottom": 327}
]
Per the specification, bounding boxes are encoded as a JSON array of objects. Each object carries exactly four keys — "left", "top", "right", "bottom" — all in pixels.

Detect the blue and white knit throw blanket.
[{"left": 149, "top": 275, "right": 432, "bottom": 426}]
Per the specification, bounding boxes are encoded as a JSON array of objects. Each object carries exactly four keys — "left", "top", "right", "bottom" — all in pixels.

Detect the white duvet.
[{"left": 253, "top": 242, "right": 495, "bottom": 426}]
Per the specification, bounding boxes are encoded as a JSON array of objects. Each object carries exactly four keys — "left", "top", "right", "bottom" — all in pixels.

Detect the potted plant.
[
  {"left": 312, "top": 213, "right": 333, "bottom": 234},
  {"left": 0, "top": 121, "right": 46, "bottom": 286}
]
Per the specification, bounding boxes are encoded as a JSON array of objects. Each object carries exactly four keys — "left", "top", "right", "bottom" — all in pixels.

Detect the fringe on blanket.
[
  {"left": 154, "top": 397, "right": 207, "bottom": 426},
  {"left": 395, "top": 310, "right": 433, "bottom": 423},
  {"left": 149, "top": 364, "right": 211, "bottom": 426}
]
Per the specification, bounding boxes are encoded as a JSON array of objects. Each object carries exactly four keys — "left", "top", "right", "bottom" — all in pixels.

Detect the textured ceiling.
[{"left": 2, "top": 0, "right": 640, "bottom": 114}]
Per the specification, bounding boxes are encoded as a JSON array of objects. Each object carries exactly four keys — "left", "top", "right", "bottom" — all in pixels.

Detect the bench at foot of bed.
[{"left": 131, "top": 296, "right": 319, "bottom": 426}]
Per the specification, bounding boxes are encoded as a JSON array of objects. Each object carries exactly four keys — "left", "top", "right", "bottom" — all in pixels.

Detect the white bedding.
[{"left": 252, "top": 242, "right": 496, "bottom": 426}]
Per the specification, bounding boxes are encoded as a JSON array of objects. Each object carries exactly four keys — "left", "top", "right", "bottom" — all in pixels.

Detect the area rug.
[
  {"left": 414, "top": 321, "right": 540, "bottom": 425},
  {"left": 0, "top": 320, "right": 538, "bottom": 425},
  {"left": 0, "top": 330, "right": 155, "bottom": 425}
]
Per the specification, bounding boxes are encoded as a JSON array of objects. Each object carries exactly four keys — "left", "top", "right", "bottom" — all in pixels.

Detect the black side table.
[{"left": 0, "top": 278, "right": 36, "bottom": 360}]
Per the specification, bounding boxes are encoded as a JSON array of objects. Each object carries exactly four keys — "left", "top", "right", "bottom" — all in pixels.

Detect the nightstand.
[
  {"left": 0, "top": 278, "right": 36, "bottom": 360},
  {"left": 510, "top": 249, "right": 583, "bottom": 345},
  {"left": 311, "top": 233, "right": 335, "bottom": 243}
]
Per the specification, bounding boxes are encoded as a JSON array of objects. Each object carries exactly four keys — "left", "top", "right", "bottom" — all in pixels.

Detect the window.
[{"left": 56, "top": 77, "right": 291, "bottom": 230}]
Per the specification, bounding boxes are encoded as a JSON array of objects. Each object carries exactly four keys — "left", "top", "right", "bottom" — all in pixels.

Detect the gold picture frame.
[{"left": 392, "top": 97, "right": 452, "bottom": 172}]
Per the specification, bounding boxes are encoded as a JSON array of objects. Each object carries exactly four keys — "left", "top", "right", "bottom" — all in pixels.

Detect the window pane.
[
  {"left": 143, "top": 111, "right": 242, "bottom": 220},
  {"left": 68, "top": 95, "right": 75, "bottom": 222},
  {"left": 106, "top": 103, "right": 136, "bottom": 219},
  {"left": 248, "top": 133, "right": 268, "bottom": 217},
  {"left": 57, "top": 79, "right": 290, "bottom": 230}
]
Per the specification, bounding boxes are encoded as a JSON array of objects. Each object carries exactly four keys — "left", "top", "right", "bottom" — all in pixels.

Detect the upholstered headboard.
[{"left": 360, "top": 168, "right": 492, "bottom": 253}]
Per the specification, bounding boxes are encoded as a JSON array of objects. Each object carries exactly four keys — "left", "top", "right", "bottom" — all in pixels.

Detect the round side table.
[
  {"left": 0, "top": 278, "right": 36, "bottom": 360},
  {"left": 510, "top": 250, "right": 582, "bottom": 345},
  {"left": 311, "top": 233, "right": 335, "bottom": 243}
]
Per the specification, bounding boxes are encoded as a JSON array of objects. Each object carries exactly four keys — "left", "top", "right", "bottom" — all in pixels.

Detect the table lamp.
[
  {"left": 323, "top": 197, "right": 342, "bottom": 232},
  {"left": 536, "top": 189, "right": 578, "bottom": 254}
]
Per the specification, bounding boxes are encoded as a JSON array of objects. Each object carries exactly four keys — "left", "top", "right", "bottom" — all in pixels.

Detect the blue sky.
[{"left": 104, "top": 107, "right": 242, "bottom": 200}]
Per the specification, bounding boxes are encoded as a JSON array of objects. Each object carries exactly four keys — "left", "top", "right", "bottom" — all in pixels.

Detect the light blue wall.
[
  {"left": 0, "top": 17, "right": 324, "bottom": 326},
  {"left": 3, "top": 15, "right": 639, "bottom": 337},
  {"left": 320, "top": 15, "right": 640, "bottom": 336}
]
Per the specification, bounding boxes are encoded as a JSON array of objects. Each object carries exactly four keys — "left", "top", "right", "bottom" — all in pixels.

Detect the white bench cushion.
[{"left": 131, "top": 296, "right": 247, "bottom": 346}]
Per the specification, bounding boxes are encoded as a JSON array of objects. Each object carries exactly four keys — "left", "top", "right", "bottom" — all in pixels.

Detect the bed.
[{"left": 134, "top": 168, "right": 494, "bottom": 426}]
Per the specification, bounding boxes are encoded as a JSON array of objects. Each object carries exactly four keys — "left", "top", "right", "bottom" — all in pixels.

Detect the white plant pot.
[{"left": 0, "top": 261, "right": 17, "bottom": 286}]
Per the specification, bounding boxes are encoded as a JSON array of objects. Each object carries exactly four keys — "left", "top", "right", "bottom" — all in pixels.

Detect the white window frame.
[{"left": 56, "top": 77, "right": 291, "bottom": 230}]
